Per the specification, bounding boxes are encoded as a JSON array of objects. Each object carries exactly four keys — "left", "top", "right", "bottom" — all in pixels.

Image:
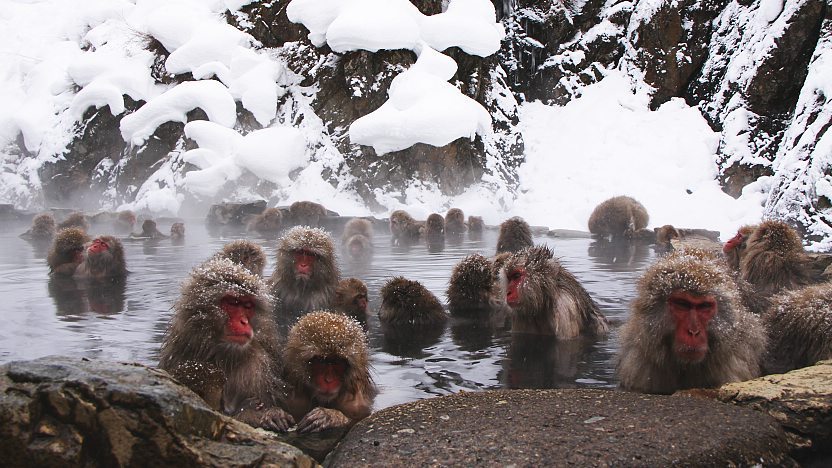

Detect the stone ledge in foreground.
[
  {"left": 328, "top": 388, "right": 791, "bottom": 467},
  {"left": 0, "top": 356, "right": 316, "bottom": 467},
  {"left": 714, "top": 360, "right": 832, "bottom": 463}
]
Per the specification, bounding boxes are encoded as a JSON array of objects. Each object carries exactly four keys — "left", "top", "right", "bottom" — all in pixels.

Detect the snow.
[
  {"left": 181, "top": 121, "right": 308, "bottom": 197},
  {"left": 0, "top": 0, "right": 798, "bottom": 244},
  {"left": 349, "top": 45, "right": 492, "bottom": 155},
  {"left": 288, "top": 0, "right": 504, "bottom": 56}
]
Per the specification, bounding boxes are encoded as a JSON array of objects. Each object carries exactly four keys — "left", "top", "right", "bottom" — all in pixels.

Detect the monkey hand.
[
  {"left": 296, "top": 407, "right": 350, "bottom": 433},
  {"left": 237, "top": 406, "right": 295, "bottom": 432},
  {"left": 259, "top": 407, "right": 295, "bottom": 432}
]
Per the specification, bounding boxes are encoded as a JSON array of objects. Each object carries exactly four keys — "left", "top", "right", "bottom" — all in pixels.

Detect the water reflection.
[{"left": 0, "top": 219, "right": 657, "bottom": 411}]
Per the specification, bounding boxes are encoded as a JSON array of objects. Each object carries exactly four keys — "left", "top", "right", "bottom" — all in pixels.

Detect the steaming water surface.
[{"left": 0, "top": 220, "right": 658, "bottom": 411}]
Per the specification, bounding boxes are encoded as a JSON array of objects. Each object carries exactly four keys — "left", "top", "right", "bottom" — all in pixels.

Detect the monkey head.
[
  {"left": 276, "top": 226, "right": 338, "bottom": 284},
  {"left": 632, "top": 252, "right": 745, "bottom": 365},
  {"left": 31, "top": 213, "right": 57, "bottom": 239},
  {"left": 389, "top": 210, "right": 414, "bottom": 236},
  {"left": 48, "top": 228, "right": 91, "bottom": 267},
  {"left": 501, "top": 245, "right": 558, "bottom": 315},
  {"left": 170, "top": 222, "right": 185, "bottom": 239},
  {"left": 744, "top": 220, "right": 803, "bottom": 254},
  {"left": 216, "top": 239, "right": 267, "bottom": 276},
  {"left": 335, "top": 278, "right": 369, "bottom": 316},
  {"left": 379, "top": 277, "right": 446, "bottom": 327},
  {"left": 284, "top": 311, "right": 371, "bottom": 403},
  {"left": 175, "top": 257, "right": 274, "bottom": 352},
  {"left": 447, "top": 253, "right": 500, "bottom": 313}
]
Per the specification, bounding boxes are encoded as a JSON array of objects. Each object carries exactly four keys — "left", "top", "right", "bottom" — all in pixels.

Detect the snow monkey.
[
  {"left": 341, "top": 217, "right": 373, "bottom": 260},
  {"left": 270, "top": 226, "right": 340, "bottom": 316},
  {"left": 618, "top": 251, "right": 766, "bottom": 394},
  {"left": 496, "top": 216, "right": 533, "bottom": 254},
  {"left": 215, "top": 239, "right": 267, "bottom": 277},
  {"left": 500, "top": 245, "right": 608, "bottom": 338},
  {"left": 74, "top": 235, "right": 127, "bottom": 280},
  {"left": 283, "top": 311, "right": 376, "bottom": 433},
  {"left": 159, "top": 258, "right": 293, "bottom": 431},
  {"left": 47, "top": 228, "right": 90, "bottom": 277},
  {"left": 587, "top": 195, "right": 649, "bottom": 238}
]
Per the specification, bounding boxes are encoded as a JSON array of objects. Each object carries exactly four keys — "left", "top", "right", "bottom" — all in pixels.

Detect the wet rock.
[
  {"left": 715, "top": 360, "right": 832, "bottom": 464},
  {"left": 0, "top": 356, "right": 316, "bottom": 467},
  {"left": 328, "top": 388, "right": 791, "bottom": 466},
  {"left": 205, "top": 200, "right": 267, "bottom": 227}
]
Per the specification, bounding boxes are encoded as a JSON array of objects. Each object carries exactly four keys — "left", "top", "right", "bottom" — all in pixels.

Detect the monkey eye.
[
  {"left": 507, "top": 270, "right": 524, "bottom": 282},
  {"left": 668, "top": 298, "right": 694, "bottom": 310}
]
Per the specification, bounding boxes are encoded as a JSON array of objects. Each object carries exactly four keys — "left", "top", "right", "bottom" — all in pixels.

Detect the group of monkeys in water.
[{"left": 18, "top": 196, "right": 832, "bottom": 434}]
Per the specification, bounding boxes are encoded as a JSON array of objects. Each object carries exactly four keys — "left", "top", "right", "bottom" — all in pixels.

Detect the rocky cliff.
[{"left": 2, "top": 0, "right": 829, "bottom": 241}]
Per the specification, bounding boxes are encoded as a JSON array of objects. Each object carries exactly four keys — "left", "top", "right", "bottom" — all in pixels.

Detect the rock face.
[
  {"left": 0, "top": 356, "right": 316, "bottom": 467},
  {"left": 3, "top": 1, "right": 829, "bottom": 241},
  {"left": 328, "top": 388, "right": 791, "bottom": 466},
  {"left": 716, "top": 360, "right": 832, "bottom": 464}
]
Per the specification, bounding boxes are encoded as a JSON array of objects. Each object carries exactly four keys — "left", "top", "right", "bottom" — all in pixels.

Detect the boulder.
[
  {"left": 0, "top": 356, "right": 316, "bottom": 467},
  {"left": 328, "top": 388, "right": 791, "bottom": 466},
  {"left": 716, "top": 360, "right": 832, "bottom": 464}
]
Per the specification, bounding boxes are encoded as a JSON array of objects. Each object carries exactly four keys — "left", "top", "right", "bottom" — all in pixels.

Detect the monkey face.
[
  {"left": 220, "top": 294, "right": 255, "bottom": 345},
  {"left": 88, "top": 238, "right": 110, "bottom": 255},
  {"left": 667, "top": 291, "right": 717, "bottom": 363},
  {"left": 293, "top": 249, "right": 318, "bottom": 280},
  {"left": 309, "top": 356, "right": 346, "bottom": 402},
  {"left": 505, "top": 267, "right": 527, "bottom": 307}
]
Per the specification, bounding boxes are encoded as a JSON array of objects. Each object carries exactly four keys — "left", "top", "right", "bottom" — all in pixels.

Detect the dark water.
[{"left": 0, "top": 219, "right": 658, "bottom": 411}]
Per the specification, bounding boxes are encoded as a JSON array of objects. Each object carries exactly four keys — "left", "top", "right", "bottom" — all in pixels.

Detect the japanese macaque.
[
  {"left": 444, "top": 208, "right": 466, "bottom": 236},
  {"left": 247, "top": 207, "right": 283, "bottom": 238},
  {"left": 378, "top": 277, "right": 448, "bottom": 327},
  {"left": 722, "top": 224, "right": 757, "bottom": 271},
  {"left": 334, "top": 278, "right": 369, "bottom": 318},
  {"left": 424, "top": 213, "right": 445, "bottom": 251},
  {"left": 654, "top": 224, "right": 680, "bottom": 251},
  {"left": 738, "top": 220, "right": 811, "bottom": 298},
  {"left": 763, "top": 283, "right": 832, "bottom": 374},
  {"left": 159, "top": 258, "right": 293, "bottom": 431},
  {"left": 115, "top": 210, "right": 137, "bottom": 234},
  {"left": 341, "top": 218, "right": 373, "bottom": 260},
  {"left": 389, "top": 209, "right": 423, "bottom": 245},
  {"left": 270, "top": 226, "right": 340, "bottom": 316},
  {"left": 496, "top": 216, "right": 533, "bottom": 254},
  {"left": 20, "top": 213, "right": 56, "bottom": 241},
  {"left": 74, "top": 235, "right": 127, "bottom": 280},
  {"left": 289, "top": 201, "right": 327, "bottom": 227},
  {"left": 618, "top": 252, "right": 766, "bottom": 394},
  {"left": 501, "top": 245, "right": 608, "bottom": 338},
  {"left": 446, "top": 253, "right": 505, "bottom": 317},
  {"left": 283, "top": 311, "right": 376, "bottom": 433},
  {"left": 467, "top": 216, "right": 484, "bottom": 239},
  {"left": 57, "top": 212, "right": 90, "bottom": 232},
  {"left": 131, "top": 219, "right": 168, "bottom": 239},
  {"left": 47, "top": 228, "right": 90, "bottom": 276},
  {"left": 587, "top": 195, "right": 649, "bottom": 238},
  {"left": 170, "top": 222, "right": 185, "bottom": 240},
  {"left": 215, "top": 239, "right": 267, "bottom": 277}
]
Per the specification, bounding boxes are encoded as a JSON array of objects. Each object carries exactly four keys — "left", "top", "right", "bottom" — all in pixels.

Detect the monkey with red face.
[
  {"left": 283, "top": 311, "right": 376, "bottom": 433},
  {"left": 722, "top": 224, "right": 757, "bottom": 271},
  {"left": 270, "top": 226, "right": 340, "bottom": 317},
  {"left": 159, "top": 257, "right": 292, "bottom": 431},
  {"left": 500, "top": 245, "right": 608, "bottom": 338},
  {"left": 618, "top": 251, "right": 766, "bottom": 394},
  {"left": 73, "top": 235, "right": 127, "bottom": 280}
]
